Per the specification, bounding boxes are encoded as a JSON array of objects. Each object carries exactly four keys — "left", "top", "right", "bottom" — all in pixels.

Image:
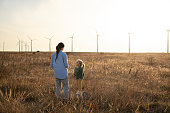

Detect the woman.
[{"left": 50, "top": 42, "right": 69, "bottom": 100}]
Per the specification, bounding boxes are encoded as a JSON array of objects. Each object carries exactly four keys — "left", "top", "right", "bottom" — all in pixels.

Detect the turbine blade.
[
  {"left": 17, "top": 35, "right": 20, "bottom": 40},
  {"left": 43, "top": 37, "right": 50, "bottom": 40},
  {"left": 96, "top": 31, "right": 98, "bottom": 35},
  {"left": 27, "top": 35, "right": 32, "bottom": 40},
  {"left": 32, "top": 38, "right": 37, "bottom": 41},
  {"left": 50, "top": 35, "right": 54, "bottom": 39}
]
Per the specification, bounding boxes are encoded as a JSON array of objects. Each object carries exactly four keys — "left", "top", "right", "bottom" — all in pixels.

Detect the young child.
[{"left": 74, "top": 59, "right": 85, "bottom": 95}]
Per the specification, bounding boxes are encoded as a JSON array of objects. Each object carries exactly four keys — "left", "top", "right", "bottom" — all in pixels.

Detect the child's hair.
[{"left": 76, "top": 59, "right": 85, "bottom": 70}]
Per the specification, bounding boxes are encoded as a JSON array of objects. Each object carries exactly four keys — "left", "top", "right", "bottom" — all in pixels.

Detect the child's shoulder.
[
  {"left": 74, "top": 67, "right": 82, "bottom": 70},
  {"left": 79, "top": 67, "right": 84, "bottom": 72},
  {"left": 74, "top": 67, "right": 79, "bottom": 70}
]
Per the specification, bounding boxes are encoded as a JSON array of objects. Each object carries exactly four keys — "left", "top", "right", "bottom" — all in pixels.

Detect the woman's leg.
[
  {"left": 62, "top": 77, "right": 69, "bottom": 100},
  {"left": 56, "top": 78, "right": 61, "bottom": 100}
]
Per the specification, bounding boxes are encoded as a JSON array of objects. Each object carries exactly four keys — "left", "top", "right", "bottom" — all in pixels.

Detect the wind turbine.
[
  {"left": 3, "top": 41, "right": 5, "bottom": 52},
  {"left": 21, "top": 39, "right": 24, "bottom": 52},
  {"left": 44, "top": 35, "right": 54, "bottom": 52},
  {"left": 96, "top": 31, "right": 102, "bottom": 53},
  {"left": 27, "top": 44, "right": 29, "bottom": 51},
  {"left": 17, "top": 39, "right": 21, "bottom": 52},
  {"left": 128, "top": 32, "right": 132, "bottom": 54},
  {"left": 167, "top": 30, "right": 170, "bottom": 53},
  {"left": 25, "top": 40, "right": 30, "bottom": 51},
  {"left": 23, "top": 41, "right": 28, "bottom": 52},
  {"left": 17, "top": 35, "right": 21, "bottom": 52},
  {"left": 69, "top": 33, "right": 74, "bottom": 52},
  {"left": 27, "top": 35, "right": 36, "bottom": 52}
]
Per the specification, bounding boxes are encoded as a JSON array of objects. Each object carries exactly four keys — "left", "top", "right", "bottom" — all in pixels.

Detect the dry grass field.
[{"left": 0, "top": 52, "right": 169, "bottom": 113}]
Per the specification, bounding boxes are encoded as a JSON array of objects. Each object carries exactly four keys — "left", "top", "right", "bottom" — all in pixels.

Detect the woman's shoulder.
[
  {"left": 51, "top": 52, "right": 63, "bottom": 57},
  {"left": 60, "top": 51, "right": 67, "bottom": 56},
  {"left": 52, "top": 52, "right": 56, "bottom": 57}
]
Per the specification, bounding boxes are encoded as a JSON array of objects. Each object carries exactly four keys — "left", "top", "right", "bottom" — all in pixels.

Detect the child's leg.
[
  {"left": 78, "top": 79, "right": 82, "bottom": 91},
  {"left": 76, "top": 79, "right": 79, "bottom": 91},
  {"left": 80, "top": 79, "right": 82, "bottom": 91}
]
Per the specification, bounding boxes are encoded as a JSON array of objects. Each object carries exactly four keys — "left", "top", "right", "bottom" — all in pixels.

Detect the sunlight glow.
[{"left": 0, "top": 0, "right": 170, "bottom": 52}]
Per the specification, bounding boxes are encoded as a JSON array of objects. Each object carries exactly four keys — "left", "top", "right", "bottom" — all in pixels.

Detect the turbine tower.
[
  {"left": 69, "top": 33, "right": 74, "bottom": 52},
  {"left": 17, "top": 39, "right": 21, "bottom": 52},
  {"left": 24, "top": 41, "right": 28, "bottom": 52},
  {"left": 27, "top": 35, "right": 36, "bottom": 52},
  {"left": 27, "top": 44, "right": 29, "bottom": 51},
  {"left": 167, "top": 30, "right": 170, "bottom": 53},
  {"left": 17, "top": 35, "right": 21, "bottom": 52},
  {"left": 44, "top": 35, "right": 54, "bottom": 52},
  {"left": 21, "top": 39, "right": 23, "bottom": 52},
  {"left": 128, "top": 32, "right": 131, "bottom": 54},
  {"left": 96, "top": 31, "right": 102, "bottom": 53},
  {"left": 3, "top": 41, "right": 5, "bottom": 52}
]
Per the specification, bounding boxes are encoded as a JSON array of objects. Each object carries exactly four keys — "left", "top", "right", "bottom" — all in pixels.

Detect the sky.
[{"left": 0, "top": 0, "right": 170, "bottom": 52}]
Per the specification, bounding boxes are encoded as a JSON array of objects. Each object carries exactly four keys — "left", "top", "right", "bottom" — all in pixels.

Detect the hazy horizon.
[{"left": 0, "top": 0, "right": 170, "bottom": 53}]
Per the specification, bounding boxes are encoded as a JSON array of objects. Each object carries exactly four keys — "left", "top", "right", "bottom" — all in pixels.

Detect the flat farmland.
[{"left": 0, "top": 52, "right": 169, "bottom": 113}]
